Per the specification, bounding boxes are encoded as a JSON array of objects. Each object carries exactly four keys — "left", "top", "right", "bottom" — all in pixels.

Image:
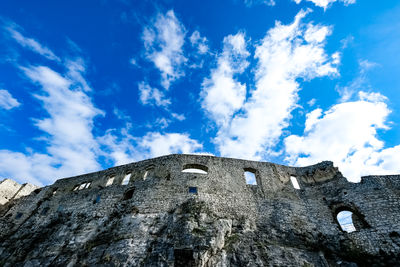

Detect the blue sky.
[{"left": 1, "top": 0, "right": 400, "bottom": 186}]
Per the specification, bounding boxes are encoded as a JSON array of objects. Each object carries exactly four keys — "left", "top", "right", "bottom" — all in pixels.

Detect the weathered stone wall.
[
  {"left": 0, "top": 154, "right": 399, "bottom": 266},
  {"left": 0, "top": 179, "right": 39, "bottom": 205}
]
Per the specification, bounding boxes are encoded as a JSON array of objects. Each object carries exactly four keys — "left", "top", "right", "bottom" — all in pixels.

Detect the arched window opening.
[
  {"left": 122, "top": 173, "right": 131, "bottom": 185},
  {"left": 143, "top": 166, "right": 155, "bottom": 180},
  {"left": 182, "top": 164, "right": 208, "bottom": 174},
  {"left": 337, "top": 210, "right": 356, "bottom": 233},
  {"left": 106, "top": 176, "right": 115, "bottom": 186},
  {"left": 244, "top": 168, "right": 257, "bottom": 185},
  {"left": 290, "top": 176, "right": 301, "bottom": 189}
]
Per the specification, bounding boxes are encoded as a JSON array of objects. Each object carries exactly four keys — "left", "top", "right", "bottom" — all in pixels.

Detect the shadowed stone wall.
[{"left": 0, "top": 154, "right": 399, "bottom": 266}]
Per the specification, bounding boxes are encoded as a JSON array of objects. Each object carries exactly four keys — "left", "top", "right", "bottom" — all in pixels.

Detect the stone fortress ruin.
[{"left": 0, "top": 154, "right": 399, "bottom": 266}]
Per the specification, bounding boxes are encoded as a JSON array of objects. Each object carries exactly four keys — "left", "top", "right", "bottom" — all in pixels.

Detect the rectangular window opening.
[
  {"left": 106, "top": 176, "right": 115, "bottom": 187},
  {"left": 290, "top": 176, "right": 301, "bottom": 189},
  {"left": 78, "top": 183, "right": 86, "bottom": 190},
  {"left": 244, "top": 171, "right": 257, "bottom": 185},
  {"left": 122, "top": 173, "right": 131, "bottom": 185},
  {"left": 189, "top": 187, "right": 198, "bottom": 194}
]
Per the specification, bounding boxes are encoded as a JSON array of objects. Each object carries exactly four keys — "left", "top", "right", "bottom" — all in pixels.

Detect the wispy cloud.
[
  {"left": 190, "top": 30, "right": 209, "bottom": 54},
  {"left": 142, "top": 10, "right": 187, "bottom": 89},
  {"left": 336, "top": 60, "right": 378, "bottom": 102},
  {"left": 244, "top": 0, "right": 276, "bottom": 7},
  {"left": 0, "top": 89, "right": 21, "bottom": 110},
  {"left": 4, "top": 24, "right": 61, "bottom": 62},
  {"left": 204, "top": 10, "right": 339, "bottom": 160},
  {"left": 138, "top": 81, "right": 171, "bottom": 107},
  {"left": 284, "top": 91, "right": 400, "bottom": 182},
  {"left": 293, "top": 0, "right": 355, "bottom": 10}
]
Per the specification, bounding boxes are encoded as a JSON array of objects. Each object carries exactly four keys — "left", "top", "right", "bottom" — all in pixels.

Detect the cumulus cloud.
[
  {"left": 4, "top": 24, "right": 61, "bottom": 62},
  {"left": 201, "top": 32, "right": 250, "bottom": 128},
  {"left": 98, "top": 130, "right": 203, "bottom": 165},
  {"left": 142, "top": 10, "right": 187, "bottom": 89},
  {"left": 206, "top": 10, "right": 338, "bottom": 160},
  {"left": 0, "top": 60, "right": 103, "bottom": 185},
  {"left": 293, "top": 0, "right": 355, "bottom": 10},
  {"left": 0, "top": 61, "right": 201, "bottom": 185},
  {"left": 138, "top": 81, "right": 171, "bottom": 107},
  {"left": 139, "top": 132, "right": 203, "bottom": 157},
  {"left": 284, "top": 91, "right": 400, "bottom": 182},
  {"left": 0, "top": 89, "right": 21, "bottom": 110},
  {"left": 0, "top": 22, "right": 203, "bottom": 185}
]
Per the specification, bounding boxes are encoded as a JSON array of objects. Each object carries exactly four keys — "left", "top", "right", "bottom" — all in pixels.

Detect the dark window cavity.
[
  {"left": 123, "top": 188, "right": 135, "bottom": 200},
  {"left": 94, "top": 195, "right": 101, "bottom": 204},
  {"left": 174, "top": 249, "right": 195, "bottom": 267}
]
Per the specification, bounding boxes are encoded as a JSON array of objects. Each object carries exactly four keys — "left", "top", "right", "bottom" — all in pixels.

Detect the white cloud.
[
  {"left": 155, "top": 117, "right": 170, "bottom": 129},
  {"left": 139, "top": 132, "right": 203, "bottom": 157},
  {"left": 98, "top": 124, "right": 203, "bottom": 166},
  {"left": 244, "top": 0, "right": 276, "bottom": 6},
  {"left": 190, "top": 30, "right": 209, "bottom": 54},
  {"left": 138, "top": 81, "right": 171, "bottom": 107},
  {"left": 97, "top": 124, "right": 138, "bottom": 166},
  {"left": 0, "top": 89, "right": 21, "bottom": 110},
  {"left": 207, "top": 10, "right": 338, "bottom": 160},
  {"left": 130, "top": 57, "right": 137, "bottom": 66},
  {"left": 5, "top": 25, "right": 60, "bottom": 62},
  {"left": 307, "top": 98, "right": 316, "bottom": 107},
  {"left": 142, "top": 10, "right": 187, "bottom": 89},
  {"left": 201, "top": 32, "right": 249, "bottom": 128},
  {"left": 336, "top": 60, "right": 377, "bottom": 102},
  {"left": 0, "top": 61, "right": 103, "bottom": 185},
  {"left": 294, "top": 0, "right": 355, "bottom": 10},
  {"left": 284, "top": 91, "right": 400, "bottom": 182},
  {"left": 171, "top": 112, "right": 186, "bottom": 121}
]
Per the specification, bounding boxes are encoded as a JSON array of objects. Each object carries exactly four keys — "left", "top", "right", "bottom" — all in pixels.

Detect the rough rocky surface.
[
  {"left": 0, "top": 154, "right": 399, "bottom": 266},
  {"left": 0, "top": 179, "right": 39, "bottom": 205}
]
